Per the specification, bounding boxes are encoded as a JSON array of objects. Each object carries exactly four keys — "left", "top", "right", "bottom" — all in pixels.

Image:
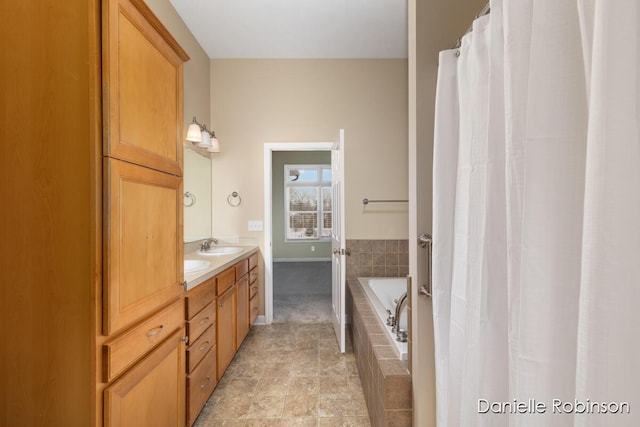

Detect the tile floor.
[{"left": 193, "top": 323, "right": 371, "bottom": 426}]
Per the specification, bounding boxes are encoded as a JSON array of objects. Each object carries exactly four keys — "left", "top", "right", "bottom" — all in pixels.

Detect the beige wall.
[
  {"left": 210, "top": 59, "right": 408, "bottom": 250},
  {"left": 146, "top": 0, "right": 212, "bottom": 241},
  {"left": 408, "top": 0, "right": 489, "bottom": 426},
  {"left": 272, "top": 151, "right": 332, "bottom": 259}
]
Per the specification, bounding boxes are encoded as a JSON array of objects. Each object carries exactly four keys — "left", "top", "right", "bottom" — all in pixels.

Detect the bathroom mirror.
[{"left": 183, "top": 148, "right": 212, "bottom": 242}]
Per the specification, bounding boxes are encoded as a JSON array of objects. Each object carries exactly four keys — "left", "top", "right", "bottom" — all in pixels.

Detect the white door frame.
[{"left": 263, "top": 142, "right": 334, "bottom": 325}]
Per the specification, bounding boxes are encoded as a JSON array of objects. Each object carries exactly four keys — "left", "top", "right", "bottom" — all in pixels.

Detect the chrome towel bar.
[{"left": 362, "top": 198, "right": 409, "bottom": 205}]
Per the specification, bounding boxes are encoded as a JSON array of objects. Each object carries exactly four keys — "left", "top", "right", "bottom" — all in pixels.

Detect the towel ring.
[
  {"left": 227, "top": 191, "right": 241, "bottom": 207},
  {"left": 184, "top": 191, "right": 196, "bottom": 207}
]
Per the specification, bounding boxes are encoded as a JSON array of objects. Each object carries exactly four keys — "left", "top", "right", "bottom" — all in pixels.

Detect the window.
[{"left": 285, "top": 164, "right": 332, "bottom": 240}]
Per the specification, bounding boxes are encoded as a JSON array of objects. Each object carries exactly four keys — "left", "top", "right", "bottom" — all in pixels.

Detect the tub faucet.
[
  {"left": 385, "top": 309, "right": 395, "bottom": 327},
  {"left": 200, "top": 238, "right": 219, "bottom": 251},
  {"left": 392, "top": 292, "right": 408, "bottom": 334}
]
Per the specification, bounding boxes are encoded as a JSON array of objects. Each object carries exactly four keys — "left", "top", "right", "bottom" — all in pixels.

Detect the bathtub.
[{"left": 357, "top": 277, "right": 408, "bottom": 361}]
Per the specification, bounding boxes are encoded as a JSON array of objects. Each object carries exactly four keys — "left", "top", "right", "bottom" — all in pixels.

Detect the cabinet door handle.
[
  {"left": 200, "top": 377, "right": 211, "bottom": 389},
  {"left": 198, "top": 317, "right": 210, "bottom": 326},
  {"left": 146, "top": 325, "right": 164, "bottom": 338},
  {"left": 219, "top": 303, "right": 223, "bottom": 308},
  {"left": 199, "top": 341, "right": 210, "bottom": 352}
]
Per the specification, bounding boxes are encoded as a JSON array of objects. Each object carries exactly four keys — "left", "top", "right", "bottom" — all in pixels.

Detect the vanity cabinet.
[
  {"left": 184, "top": 278, "right": 217, "bottom": 426},
  {"left": 216, "top": 283, "right": 237, "bottom": 380},
  {"left": 249, "top": 253, "right": 260, "bottom": 326},
  {"left": 182, "top": 251, "right": 260, "bottom": 423},
  {"left": 236, "top": 259, "right": 250, "bottom": 347}
]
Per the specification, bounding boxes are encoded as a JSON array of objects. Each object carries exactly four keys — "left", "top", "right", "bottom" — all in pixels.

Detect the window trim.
[{"left": 284, "top": 164, "right": 332, "bottom": 242}]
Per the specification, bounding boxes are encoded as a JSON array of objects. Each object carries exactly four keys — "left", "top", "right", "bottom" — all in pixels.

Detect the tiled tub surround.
[
  {"left": 346, "top": 240, "right": 409, "bottom": 281},
  {"left": 347, "top": 278, "right": 412, "bottom": 427}
]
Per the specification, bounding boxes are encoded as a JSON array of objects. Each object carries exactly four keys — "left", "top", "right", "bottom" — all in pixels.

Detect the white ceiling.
[{"left": 169, "top": 0, "right": 408, "bottom": 59}]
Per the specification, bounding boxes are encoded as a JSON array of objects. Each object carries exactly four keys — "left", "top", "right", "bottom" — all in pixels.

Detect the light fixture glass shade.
[
  {"left": 186, "top": 123, "right": 202, "bottom": 142},
  {"left": 198, "top": 130, "right": 212, "bottom": 148},
  {"left": 207, "top": 137, "right": 220, "bottom": 153}
]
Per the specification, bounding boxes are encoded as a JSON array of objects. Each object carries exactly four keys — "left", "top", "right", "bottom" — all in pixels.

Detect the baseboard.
[
  {"left": 253, "top": 315, "right": 267, "bottom": 325},
  {"left": 273, "top": 258, "right": 332, "bottom": 262}
]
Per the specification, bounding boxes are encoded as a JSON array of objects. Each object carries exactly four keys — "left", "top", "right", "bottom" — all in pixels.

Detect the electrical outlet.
[
  {"left": 248, "top": 220, "right": 263, "bottom": 232},
  {"left": 311, "top": 246, "right": 315, "bottom": 252}
]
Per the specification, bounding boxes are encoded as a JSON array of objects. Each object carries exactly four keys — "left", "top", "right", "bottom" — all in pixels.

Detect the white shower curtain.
[{"left": 432, "top": 1, "right": 640, "bottom": 426}]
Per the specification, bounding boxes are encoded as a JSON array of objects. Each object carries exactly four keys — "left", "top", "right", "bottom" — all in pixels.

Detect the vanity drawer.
[
  {"left": 187, "top": 347, "right": 217, "bottom": 426},
  {"left": 248, "top": 252, "right": 259, "bottom": 270},
  {"left": 185, "top": 277, "right": 215, "bottom": 319},
  {"left": 235, "top": 258, "right": 249, "bottom": 281},
  {"left": 187, "top": 301, "right": 215, "bottom": 344},
  {"left": 249, "top": 294, "right": 259, "bottom": 326},
  {"left": 216, "top": 266, "right": 235, "bottom": 295},
  {"left": 249, "top": 268, "right": 258, "bottom": 285},
  {"left": 187, "top": 324, "right": 215, "bottom": 374},
  {"left": 103, "top": 298, "right": 184, "bottom": 382},
  {"left": 249, "top": 281, "right": 258, "bottom": 300}
]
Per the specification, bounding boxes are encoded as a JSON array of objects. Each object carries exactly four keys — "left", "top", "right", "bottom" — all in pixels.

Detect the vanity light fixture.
[
  {"left": 185, "top": 116, "right": 221, "bottom": 152},
  {"left": 208, "top": 131, "right": 220, "bottom": 153},
  {"left": 198, "top": 127, "right": 211, "bottom": 148},
  {"left": 186, "top": 117, "right": 202, "bottom": 143}
]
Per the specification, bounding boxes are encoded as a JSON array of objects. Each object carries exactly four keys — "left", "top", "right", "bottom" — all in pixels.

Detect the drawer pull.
[
  {"left": 199, "top": 341, "right": 210, "bottom": 352},
  {"left": 146, "top": 325, "right": 164, "bottom": 338},
  {"left": 200, "top": 377, "right": 211, "bottom": 389},
  {"left": 198, "top": 317, "right": 210, "bottom": 326}
]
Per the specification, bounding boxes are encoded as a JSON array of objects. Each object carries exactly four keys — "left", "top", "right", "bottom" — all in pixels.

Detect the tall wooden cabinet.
[
  {"left": 100, "top": 0, "right": 189, "bottom": 426},
  {"left": 1, "top": 0, "right": 189, "bottom": 425}
]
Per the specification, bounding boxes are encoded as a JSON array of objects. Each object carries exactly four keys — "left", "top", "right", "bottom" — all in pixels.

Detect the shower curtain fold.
[{"left": 432, "top": 1, "right": 640, "bottom": 426}]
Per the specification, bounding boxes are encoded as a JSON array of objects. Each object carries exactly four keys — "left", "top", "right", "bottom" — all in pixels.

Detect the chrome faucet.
[
  {"left": 385, "top": 309, "right": 395, "bottom": 327},
  {"left": 200, "top": 238, "right": 219, "bottom": 251},
  {"left": 392, "top": 292, "right": 408, "bottom": 334}
]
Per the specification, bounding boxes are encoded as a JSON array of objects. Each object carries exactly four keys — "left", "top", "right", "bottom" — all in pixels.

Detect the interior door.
[{"left": 331, "top": 129, "right": 346, "bottom": 352}]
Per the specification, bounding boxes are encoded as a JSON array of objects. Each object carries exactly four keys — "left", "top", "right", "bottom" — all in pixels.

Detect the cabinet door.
[
  {"left": 104, "top": 158, "right": 183, "bottom": 335},
  {"left": 236, "top": 276, "right": 249, "bottom": 348},
  {"left": 186, "top": 346, "right": 217, "bottom": 426},
  {"left": 216, "top": 285, "right": 237, "bottom": 380},
  {"left": 103, "top": 0, "right": 189, "bottom": 175},
  {"left": 104, "top": 328, "right": 186, "bottom": 427}
]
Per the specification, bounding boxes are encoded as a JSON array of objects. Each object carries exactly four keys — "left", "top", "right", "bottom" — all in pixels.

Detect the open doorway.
[
  {"left": 271, "top": 153, "right": 332, "bottom": 322},
  {"left": 263, "top": 142, "right": 334, "bottom": 325}
]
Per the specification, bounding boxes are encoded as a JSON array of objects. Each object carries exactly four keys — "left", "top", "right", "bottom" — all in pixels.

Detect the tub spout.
[{"left": 392, "top": 292, "right": 408, "bottom": 334}]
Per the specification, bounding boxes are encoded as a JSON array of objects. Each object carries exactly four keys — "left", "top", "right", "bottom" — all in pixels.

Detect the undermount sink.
[
  {"left": 184, "top": 259, "right": 211, "bottom": 274},
  {"left": 198, "top": 246, "right": 244, "bottom": 256}
]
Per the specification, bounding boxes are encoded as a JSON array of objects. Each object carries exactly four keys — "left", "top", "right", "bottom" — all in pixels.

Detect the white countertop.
[{"left": 184, "top": 245, "right": 259, "bottom": 291}]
